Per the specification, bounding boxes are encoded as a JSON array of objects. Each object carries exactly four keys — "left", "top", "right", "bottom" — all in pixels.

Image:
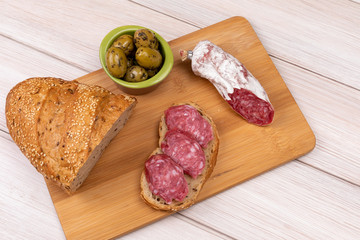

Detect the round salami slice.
[
  {"left": 164, "top": 105, "right": 213, "bottom": 148},
  {"left": 161, "top": 130, "right": 205, "bottom": 179},
  {"left": 145, "top": 154, "right": 188, "bottom": 204}
]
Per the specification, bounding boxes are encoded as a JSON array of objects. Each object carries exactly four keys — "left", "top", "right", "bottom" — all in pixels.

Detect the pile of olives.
[{"left": 105, "top": 28, "right": 163, "bottom": 82}]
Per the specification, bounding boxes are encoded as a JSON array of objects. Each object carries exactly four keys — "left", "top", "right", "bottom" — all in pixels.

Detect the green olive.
[
  {"left": 112, "top": 35, "right": 135, "bottom": 56},
  {"left": 147, "top": 68, "right": 159, "bottom": 77},
  {"left": 105, "top": 47, "right": 127, "bottom": 78},
  {"left": 135, "top": 47, "right": 162, "bottom": 70},
  {"left": 125, "top": 66, "right": 148, "bottom": 82},
  {"left": 134, "top": 28, "right": 159, "bottom": 49},
  {"left": 126, "top": 57, "right": 135, "bottom": 68}
]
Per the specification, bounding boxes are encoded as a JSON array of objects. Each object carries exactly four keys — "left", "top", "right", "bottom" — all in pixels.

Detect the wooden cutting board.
[{"left": 46, "top": 16, "right": 315, "bottom": 239}]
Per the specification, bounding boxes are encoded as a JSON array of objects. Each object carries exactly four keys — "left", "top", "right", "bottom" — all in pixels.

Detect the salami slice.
[
  {"left": 161, "top": 130, "right": 205, "bottom": 179},
  {"left": 145, "top": 154, "right": 188, "bottom": 204},
  {"left": 164, "top": 105, "right": 213, "bottom": 148}
]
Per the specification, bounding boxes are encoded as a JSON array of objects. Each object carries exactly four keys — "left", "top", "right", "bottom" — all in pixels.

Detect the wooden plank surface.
[
  {"left": 1, "top": 1, "right": 360, "bottom": 239},
  {"left": 46, "top": 17, "right": 314, "bottom": 239},
  {"left": 0, "top": 0, "right": 197, "bottom": 72},
  {"left": 272, "top": 57, "right": 360, "bottom": 185}
]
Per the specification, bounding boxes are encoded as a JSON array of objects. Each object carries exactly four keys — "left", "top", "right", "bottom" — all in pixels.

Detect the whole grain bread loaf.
[
  {"left": 140, "top": 102, "right": 219, "bottom": 211},
  {"left": 6, "top": 77, "right": 137, "bottom": 194}
]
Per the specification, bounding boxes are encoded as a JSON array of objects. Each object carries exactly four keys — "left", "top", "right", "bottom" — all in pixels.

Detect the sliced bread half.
[{"left": 6, "top": 77, "right": 137, "bottom": 193}]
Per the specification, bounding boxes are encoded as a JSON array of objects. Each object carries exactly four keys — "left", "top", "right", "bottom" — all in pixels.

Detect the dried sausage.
[{"left": 180, "top": 40, "right": 274, "bottom": 126}]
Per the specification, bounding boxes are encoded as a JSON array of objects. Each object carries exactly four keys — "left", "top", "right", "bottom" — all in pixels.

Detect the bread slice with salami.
[
  {"left": 6, "top": 77, "right": 137, "bottom": 194},
  {"left": 140, "top": 102, "right": 219, "bottom": 211}
]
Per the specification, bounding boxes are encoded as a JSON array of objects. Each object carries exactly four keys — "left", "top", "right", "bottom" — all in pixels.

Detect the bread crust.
[
  {"left": 140, "top": 102, "right": 219, "bottom": 211},
  {"left": 6, "top": 77, "right": 137, "bottom": 193}
]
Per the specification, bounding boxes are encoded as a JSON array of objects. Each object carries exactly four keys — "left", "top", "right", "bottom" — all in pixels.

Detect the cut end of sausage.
[{"left": 227, "top": 88, "right": 274, "bottom": 126}]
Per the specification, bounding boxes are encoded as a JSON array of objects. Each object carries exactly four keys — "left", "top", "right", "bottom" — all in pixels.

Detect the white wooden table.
[{"left": 1, "top": 1, "right": 359, "bottom": 239}]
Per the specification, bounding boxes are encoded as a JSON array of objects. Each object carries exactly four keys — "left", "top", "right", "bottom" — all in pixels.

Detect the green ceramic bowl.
[{"left": 99, "top": 25, "right": 174, "bottom": 95}]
